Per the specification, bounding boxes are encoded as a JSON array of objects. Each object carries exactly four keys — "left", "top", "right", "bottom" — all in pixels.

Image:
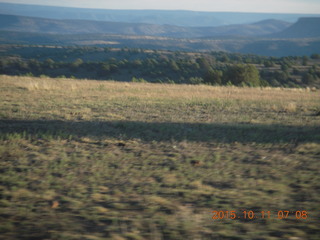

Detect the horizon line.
[{"left": 1, "top": 1, "right": 320, "bottom": 15}]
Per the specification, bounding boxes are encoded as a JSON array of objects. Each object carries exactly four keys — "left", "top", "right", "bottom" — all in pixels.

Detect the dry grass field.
[{"left": 0, "top": 75, "right": 319, "bottom": 240}]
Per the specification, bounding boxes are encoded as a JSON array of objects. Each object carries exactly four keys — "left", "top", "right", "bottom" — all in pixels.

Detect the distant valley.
[{"left": 0, "top": 2, "right": 319, "bottom": 57}]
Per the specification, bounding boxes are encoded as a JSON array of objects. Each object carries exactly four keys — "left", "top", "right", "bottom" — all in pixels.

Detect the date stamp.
[{"left": 211, "top": 210, "right": 309, "bottom": 220}]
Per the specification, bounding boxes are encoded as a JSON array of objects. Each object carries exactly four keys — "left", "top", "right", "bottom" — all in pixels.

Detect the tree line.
[{"left": 1, "top": 46, "right": 319, "bottom": 87}]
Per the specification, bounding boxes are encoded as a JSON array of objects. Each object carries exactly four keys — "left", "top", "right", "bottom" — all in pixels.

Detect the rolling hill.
[
  {"left": 1, "top": 2, "right": 319, "bottom": 27},
  {"left": 0, "top": 14, "right": 291, "bottom": 38},
  {"left": 196, "top": 19, "right": 291, "bottom": 38},
  {"left": 0, "top": 13, "right": 319, "bottom": 56},
  {"left": 272, "top": 17, "right": 320, "bottom": 38}
]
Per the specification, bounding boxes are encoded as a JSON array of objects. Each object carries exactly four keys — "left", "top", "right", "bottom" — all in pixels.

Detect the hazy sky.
[{"left": 1, "top": 0, "right": 320, "bottom": 13}]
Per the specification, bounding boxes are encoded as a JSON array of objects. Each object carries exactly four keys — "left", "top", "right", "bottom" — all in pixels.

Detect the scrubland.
[{"left": 0, "top": 75, "right": 319, "bottom": 240}]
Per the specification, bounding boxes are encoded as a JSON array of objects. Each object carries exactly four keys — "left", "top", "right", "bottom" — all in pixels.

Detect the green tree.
[
  {"left": 70, "top": 58, "right": 83, "bottom": 71},
  {"left": 281, "top": 63, "right": 290, "bottom": 72},
  {"left": 225, "top": 64, "right": 260, "bottom": 87},
  {"left": 131, "top": 77, "right": 147, "bottom": 83},
  {"left": 188, "top": 77, "right": 204, "bottom": 85},
  {"left": 220, "top": 54, "right": 230, "bottom": 63},
  {"left": 28, "top": 59, "right": 41, "bottom": 72},
  {"left": 273, "top": 70, "right": 289, "bottom": 84},
  {"left": 170, "top": 60, "right": 180, "bottom": 72},
  {"left": 263, "top": 61, "right": 274, "bottom": 68},
  {"left": 44, "top": 58, "right": 55, "bottom": 69},
  {"left": 204, "top": 69, "right": 223, "bottom": 85},
  {"left": 302, "top": 73, "right": 315, "bottom": 85},
  {"left": 132, "top": 60, "right": 142, "bottom": 68},
  {"left": 310, "top": 53, "right": 320, "bottom": 59},
  {"left": 72, "top": 58, "right": 84, "bottom": 67},
  {"left": 196, "top": 57, "right": 212, "bottom": 72},
  {"left": 302, "top": 56, "right": 309, "bottom": 66}
]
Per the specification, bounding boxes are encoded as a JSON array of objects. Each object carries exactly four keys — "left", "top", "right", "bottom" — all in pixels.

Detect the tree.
[
  {"left": 204, "top": 69, "right": 223, "bottom": 85},
  {"left": 72, "top": 58, "right": 83, "bottom": 67},
  {"left": 219, "top": 54, "right": 230, "bottom": 63},
  {"left": 44, "top": 58, "right": 55, "bottom": 69},
  {"left": 225, "top": 64, "right": 260, "bottom": 86},
  {"left": 273, "top": 71, "right": 289, "bottom": 84},
  {"left": 70, "top": 58, "right": 83, "bottom": 71},
  {"left": 196, "top": 57, "right": 212, "bottom": 72},
  {"left": 302, "top": 56, "right": 309, "bottom": 66},
  {"left": 170, "top": 60, "right": 179, "bottom": 72},
  {"left": 131, "top": 77, "right": 147, "bottom": 83},
  {"left": 132, "top": 60, "right": 142, "bottom": 68},
  {"left": 302, "top": 73, "right": 315, "bottom": 85},
  {"left": 281, "top": 63, "right": 290, "bottom": 72},
  {"left": 310, "top": 53, "right": 320, "bottom": 60},
  {"left": 189, "top": 77, "right": 204, "bottom": 85},
  {"left": 264, "top": 61, "right": 274, "bottom": 68},
  {"left": 28, "top": 59, "right": 41, "bottom": 72}
]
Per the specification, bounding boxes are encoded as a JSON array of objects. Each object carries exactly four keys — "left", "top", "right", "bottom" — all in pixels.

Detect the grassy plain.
[{"left": 0, "top": 75, "right": 320, "bottom": 240}]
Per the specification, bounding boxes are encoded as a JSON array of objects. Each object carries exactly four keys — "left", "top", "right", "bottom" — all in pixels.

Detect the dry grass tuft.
[{"left": 283, "top": 102, "right": 298, "bottom": 113}]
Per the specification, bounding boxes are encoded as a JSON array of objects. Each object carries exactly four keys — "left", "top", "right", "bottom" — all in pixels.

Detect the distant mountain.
[
  {"left": 0, "top": 14, "right": 291, "bottom": 38},
  {"left": 0, "top": 2, "right": 319, "bottom": 27},
  {"left": 0, "top": 12, "right": 319, "bottom": 57},
  {"left": 0, "top": 14, "right": 165, "bottom": 35},
  {"left": 272, "top": 17, "right": 320, "bottom": 38},
  {"left": 196, "top": 19, "right": 291, "bottom": 38}
]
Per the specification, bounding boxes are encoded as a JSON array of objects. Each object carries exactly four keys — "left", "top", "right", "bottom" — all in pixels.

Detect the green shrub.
[
  {"left": 188, "top": 77, "right": 204, "bottom": 85},
  {"left": 131, "top": 77, "right": 148, "bottom": 83}
]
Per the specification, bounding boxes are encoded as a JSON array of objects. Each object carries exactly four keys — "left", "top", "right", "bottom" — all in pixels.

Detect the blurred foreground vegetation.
[{"left": 0, "top": 76, "right": 319, "bottom": 240}]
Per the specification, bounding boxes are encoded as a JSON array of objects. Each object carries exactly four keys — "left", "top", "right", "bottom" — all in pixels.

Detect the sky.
[{"left": 1, "top": 0, "right": 320, "bottom": 14}]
